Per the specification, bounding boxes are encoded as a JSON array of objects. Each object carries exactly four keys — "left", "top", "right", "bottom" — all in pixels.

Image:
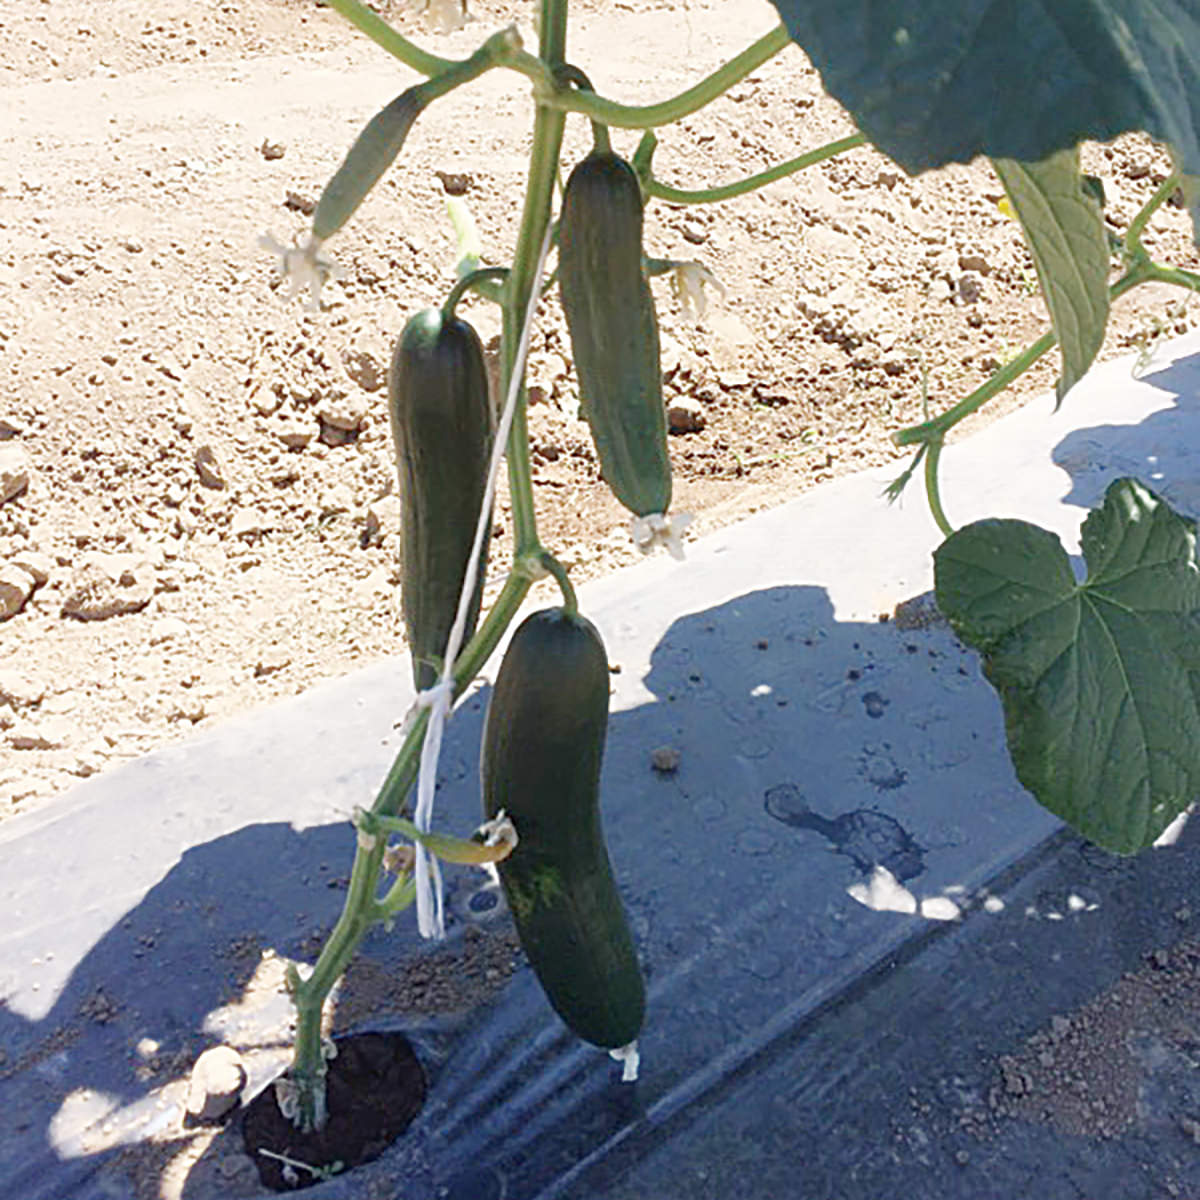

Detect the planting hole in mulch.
[{"left": 242, "top": 1031, "right": 425, "bottom": 1191}]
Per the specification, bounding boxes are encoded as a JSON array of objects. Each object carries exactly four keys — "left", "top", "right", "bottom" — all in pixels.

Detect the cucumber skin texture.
[
  {"left": 482, "top": 608, "right": 646, "bottom": 1049},
  {"left": 559, "top": 152, "right": 671, "bottom": 518},
  {"left": 389, "top": 308, "right": 493, "bottom": 692}
]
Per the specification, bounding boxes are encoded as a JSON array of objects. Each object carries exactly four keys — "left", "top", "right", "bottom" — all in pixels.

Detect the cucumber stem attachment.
[
  {"left": 443, "top": 266, "right": 509, "bottom": 317},
  {"left": 555, "top": 63, "right": 610, "bottom": 153},
  {"left": 539, "top": 551, "right": 579, "bottom": 615}
]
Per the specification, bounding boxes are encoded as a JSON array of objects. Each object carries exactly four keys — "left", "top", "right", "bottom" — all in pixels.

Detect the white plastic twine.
[{"left": 411, "top": 227, "right": 554, "bottom": 940}]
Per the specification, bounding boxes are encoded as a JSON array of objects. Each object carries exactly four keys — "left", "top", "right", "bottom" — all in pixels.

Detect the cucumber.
[
  {"left": 558, "top": 151, "right": 671, "bottom": 518},
  {"left": 388, "top": 307, "right": 493, "bottom": 692},
  {"left": 482, "top": 607, "right": 645, "bottom": 1049}
]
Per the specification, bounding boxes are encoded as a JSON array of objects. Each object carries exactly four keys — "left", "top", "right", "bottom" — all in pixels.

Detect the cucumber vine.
[{"left": 263, "top": 0, "right": 1200, "bottom": 1136}]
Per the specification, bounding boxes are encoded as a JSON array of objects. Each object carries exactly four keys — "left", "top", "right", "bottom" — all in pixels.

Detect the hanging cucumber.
[
  {"left": 482, "top": 607, "right": 645, "bottom": 1050},
  {"left": 558, "top": 149, "right": 672, "bottom": 520},
  {"left": 388, "top": 305, "right": 494, "bottom": 691}
]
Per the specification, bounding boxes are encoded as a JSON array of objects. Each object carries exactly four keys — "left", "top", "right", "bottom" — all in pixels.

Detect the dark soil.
[{"left": 242, "top": 1031, "right": 426, "bottom": 1192}]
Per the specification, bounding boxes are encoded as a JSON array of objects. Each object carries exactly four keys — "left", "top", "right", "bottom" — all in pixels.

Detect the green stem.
[
  {"left": 502, "top": 0, "right": 568, "bottom": 557},
  {"left": 287, "top": 815, "right": 390, "bottom": 1129},
  {"left": 1138, "top": 261, "right": 1200, "bottom": 293},
  {"left": 1125, "top": 172, "right": 1180, "bottom": 258},
  {"left": 323, "top": 0, "right": 459, "bottom": 76},
  {"left": 894, "top": 264, "right": 1153, "bottom": 448},
  {"left": 922, "top": 437, "right": 954, "bottom": 537},
  {"left": 643, "top": 133, "right": 866, "bottom": 204},
  {"left": 444, "top": 266, "right": 509, "bottom": 316},
  {"left": 535, "top": 25, "right": 791, "bottom": 129},
  {"left": 286, "top": 565, "right": 533, "bottom": 1129}
]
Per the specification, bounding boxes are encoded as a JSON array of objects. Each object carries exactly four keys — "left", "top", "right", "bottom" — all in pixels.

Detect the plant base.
[{"left": 242, "top": 1031, "right": 425, "bottom": 1191}]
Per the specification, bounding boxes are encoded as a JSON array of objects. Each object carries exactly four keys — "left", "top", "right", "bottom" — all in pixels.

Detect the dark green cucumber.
[
  {"left": 389, "top": 307, "right": 493, "bottom": 691},
  {"left": 558, "top": 151, "right": 671, "bottom": 518},
  {"left": 482, "top": 607, "right": 645, "bottom": 1049}
]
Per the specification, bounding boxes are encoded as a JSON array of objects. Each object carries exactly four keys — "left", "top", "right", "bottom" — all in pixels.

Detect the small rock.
[
  {"left": 363, "top": 495, "right": 401, "bottom": 545},
  {"left": 260, "top": 139, "right": 286, "bottom": 161},
  {"left": 230, "top": 508, "right": 271, "bottom": 542},
  {"left": 0, "top": 669, "right": 46, "bottom": 709},
  {"left": 434, "top": 169, "right": 473, "bottom": 195},
  {"left": 10, "top": 550, "right": 53, "bottom": 586},
  {"left": 667, "top": 397, "right": 706, "bottom": 435},
  {"left": 169, "top": 698, "right": 207, "bottom": 724},
  {"left": 320, "top": 484, "right": 354, "bottom": 517},
  {"left": 284, "top": 191, "right": 315, "bottom": 216},
  {"left": 61, "top": 554, "right": 155, "bottom": 620},
  {"left": 1050, "top": 1014, "right": 1072, "bottom": 1040},
  {"left": 0, "top": 563, "right": 35, "bottom": 620},
  {"left": 958, "top": 252, "right": 991, "bottom": 275},
  {"left": 650, "top": 745, "right": 681, "bottom": 773},
  {"left": 0, "top": 443, "right": 31, "bottom": 506},
  {"left": 8, "top": 719, "right": 65, "bottom": 751},
  {"left": 0, "top": 703, "right": 14, "bottom": 730},
  {"left": 194, "top": 444, "right": 226, "bottom": 490},
  {"left": 342, "top": 349, "right": 385, "bottom": 393},
  {"left": 150, "top": 616, "right": 189, "bottom": 644},
  {"left": 277, "top": 419, "right": 316, "bottom": 451},
  {"left": 956, "top": 273, "right": 984, "bottom": 305},
  {"left": 317, "top": 395, "right": 368, "bottom": 434},
  {"left": 184, "top": 1046, "right": 246, "bottom": 1125},
  {"left": 254, "top": 648, "right": 292, "bottom": 678}
]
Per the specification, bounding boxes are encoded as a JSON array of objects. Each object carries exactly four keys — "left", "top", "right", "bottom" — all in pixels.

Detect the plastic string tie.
[{"left": 412, "top": 227, "right": 553, "bottom": 940}]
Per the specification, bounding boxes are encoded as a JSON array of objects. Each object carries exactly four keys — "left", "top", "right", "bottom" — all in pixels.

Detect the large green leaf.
[
  {"left": 765, "top": 0, "right": 1200, "bottom": 233},
  {"left": 934, "top": 478, "right": 1200, "bottom": 854},
  {"left": 991, "top": 150, "right": 1110, "bottom": 406}
]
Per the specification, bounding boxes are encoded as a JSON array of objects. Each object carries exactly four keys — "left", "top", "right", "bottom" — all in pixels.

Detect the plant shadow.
[
  {"left": 1052, "top": 347, "right": 1200, "bottom": 518},
  {"left": 1, "top": 580, "right": 1152, "bottom": 1199}
]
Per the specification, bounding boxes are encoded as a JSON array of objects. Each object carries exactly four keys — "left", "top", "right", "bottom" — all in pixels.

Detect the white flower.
[
  {"left": 671, "top": 261, "right": 726, "bottom": 321},
  {"left": 629, "top": 511, "right": 693, "bottom": 560},
  {"left": 413, "top": 0, "right": 467, "bottom": 33},
  {"left": 259, "top": 230, "right": 341, "bottom": 309}
]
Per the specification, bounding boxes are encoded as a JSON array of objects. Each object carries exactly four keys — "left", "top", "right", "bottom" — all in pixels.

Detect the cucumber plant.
[{"left": 260, "top": 0, "right": 1200, "bottom": 1138}]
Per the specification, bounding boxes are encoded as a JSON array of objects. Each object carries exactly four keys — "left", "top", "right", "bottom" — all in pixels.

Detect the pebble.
[
  {"left": 0, "top": 443, "right": 31, "bottom": 505},
  {"left": 277, "top": 419, "right": 316, "bottom": 451},
  {"left": 342, "top": 349, "right": 385, "bottom": 393},
  {"left": 650, "top": 745, "right": 681, "bottom": 773},
  {"left": 10, "top": 550, "right": 53, "bottom": 585},
  {"left": 254, "top": 647, "right": 292, "bottom": 678},
  {"left": 60, "top": 554, "right": 155, "bottom": 620},
  {"left": 8, "top": 719, "right": 65, "bottom": 751},
  {"left": 230, "top": 508, "right": 271, "bottom": 541},
  {"left": 0, "top": 562, "right": 35, "bottom": 619},
  {"left": 193, "top": 444, "right": 226, "bottom": 490},
  {"left": 0, "top": 669, "right": 47, "bottom": 709},
  {"left": 150, "top": 616, "right": 189, "bottom": 644},
  {"left": 364, "top": 495, "right": 401, "bottom": 545},
  {"left": 318, "top": 395, "right": 368, "bottom": 434},
  {"left": 184, "top": 1046, "right": 246, "bottom": 1124},
  {"left": 667, "top": 397, "right": 707, "bottom": 434}
]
